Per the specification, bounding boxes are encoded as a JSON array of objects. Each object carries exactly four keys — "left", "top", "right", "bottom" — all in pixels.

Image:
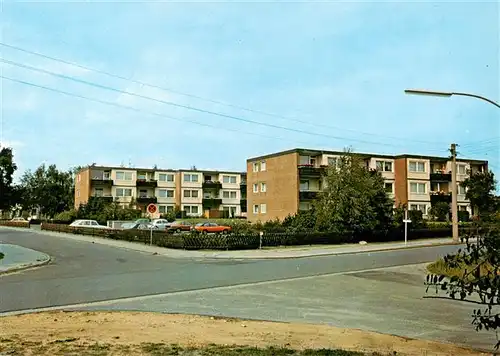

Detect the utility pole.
[{"left": 450, "top": 143, "right": 459, "bottom": 242}]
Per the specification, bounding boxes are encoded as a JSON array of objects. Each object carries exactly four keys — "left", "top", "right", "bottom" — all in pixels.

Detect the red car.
[
  {"left": 166, "top": 221, "right": 193, "bottom": 233},
  {"left": 194, "top": 222, "right": 232, "bottom": 234}
]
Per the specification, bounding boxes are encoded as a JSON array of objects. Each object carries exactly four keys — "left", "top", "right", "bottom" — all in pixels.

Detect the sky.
[{"left": 0, "top": 0, "right": 499, "bottom": 182}]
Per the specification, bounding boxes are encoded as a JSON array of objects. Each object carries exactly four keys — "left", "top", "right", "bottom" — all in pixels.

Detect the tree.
[
  {"left": 462, "top": 170, "right": 497, "bottom": 219},
  {"left": 426, "top": 223, "right": 500, "bottom": 349},
  {"left": 20, "top": 164, "right": 74, "bottom": 218},
  {"left": 313, "top": 151, "right": 394, "bottom": 234},
  {"left": 0, "top": 146, "right": 17, "bottom": 211},
  {"left": 429, "top": 202, "right": 450, "bottom": 222}
]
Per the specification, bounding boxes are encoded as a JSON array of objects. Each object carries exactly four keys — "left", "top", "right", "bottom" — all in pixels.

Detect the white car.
[
  {"left": 11, "top": 217, "right": 27, "bottom": 222},
  {"left": 150, "top": 219, "right": 171, "bottom": 230},
  {"left": 69, "top": 219, "right": 110, "bottom": 229}
]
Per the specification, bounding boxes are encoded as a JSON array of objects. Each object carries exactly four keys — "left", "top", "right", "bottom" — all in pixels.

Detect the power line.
[
  {"left": 460, "top": 137, "right": 499, "bottom": 149},
  {"left": 1, "top": 75, "right": 329, "bottom": 147},
  {"left": 0, "top": 42, "right": 447, "bottom": 146},
  {"left": 1, "top": 58, "right": 446, "bottom": 153}
]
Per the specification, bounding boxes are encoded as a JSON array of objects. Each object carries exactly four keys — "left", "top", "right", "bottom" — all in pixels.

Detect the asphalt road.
[{"left": 0, "top": 228, "right": 461, "bottom": 313}]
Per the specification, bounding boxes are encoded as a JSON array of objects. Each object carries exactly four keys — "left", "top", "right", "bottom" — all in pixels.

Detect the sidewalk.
[
  {"left": 2, "top": 226, "right": 462, "bottom": 259},
  {"left": 0, "top": 243, "right": 51, "bottom": 274}
]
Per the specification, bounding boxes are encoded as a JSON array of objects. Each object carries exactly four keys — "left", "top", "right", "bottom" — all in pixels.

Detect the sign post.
[
  {"left": 259, "top": 231, "right": 263, "bottom": 249},
  {"left": 147, "top": 204, "right": 158, "bottom": 246},
  {"left": 403, "top": 209, "right": 412, "bottom": 245}
]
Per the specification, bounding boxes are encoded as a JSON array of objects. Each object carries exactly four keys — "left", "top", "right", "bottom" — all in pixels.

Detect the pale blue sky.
[{"left": 1, "top": 1, "right": 499, "bottom": 181}]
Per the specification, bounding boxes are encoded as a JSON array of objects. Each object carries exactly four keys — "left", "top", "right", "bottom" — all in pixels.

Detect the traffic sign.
[{"left": 147, "top": 204, "right": 157, "bottom": 214}]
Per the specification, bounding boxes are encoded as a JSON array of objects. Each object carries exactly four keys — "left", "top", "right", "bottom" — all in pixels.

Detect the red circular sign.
[{"left": 147, "top": 204, "right": 157, "bottom": 214}]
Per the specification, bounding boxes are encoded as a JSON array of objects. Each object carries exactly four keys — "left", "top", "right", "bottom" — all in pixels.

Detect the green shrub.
[
  {"left": 53, "top": 209, "right": 78, "bottom": 223},
  {"left": 458, "top": 210, "right": 470, "bottom": 222}
]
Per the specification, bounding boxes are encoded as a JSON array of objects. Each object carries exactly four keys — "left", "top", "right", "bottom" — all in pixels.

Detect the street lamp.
[
  {"left": 404, "top": 89, "right": 500, "bottom": 108},
  {"left": 404, "top": 88, "right": 499, "bottom": 244}
]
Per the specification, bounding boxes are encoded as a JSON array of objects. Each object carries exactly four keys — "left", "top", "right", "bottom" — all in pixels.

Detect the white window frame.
[
  {"left": 253, "top": 162, "right": 260, "bottom": 172},
  {"left": 458, "top": 164, "right": 467, "bottom": 175},
  {"left": 159, "top": 173, "right": 175, "bottom": 182},
  {"left": 185, "top": 205, "right": 199, "bottom": 215},
  {"left": 260, "top": 161, "right": 266, "bottom": 171},
  {"left": 300, "top": 180, "right": 309, "bottom": 191},
  {"left": 253, "top": 183, "right": 259, "bottom": 193},
  {"left": 223, "top": 175, "right": 237, "bottom": 184},
  {"left": 222, "top": 191, "right": 237, "bottom": 199},
  {"left": 183, "top": 189, "right": 199, "bottom": 198},
  {"left": 253, "top": 204, "right": 259, "bottom": 214},
  {"left": 410, "top": 182, "right": 426, "bottom": 195},
  {"left": 409, "top": 161, "right": 425, "bottom": 173},
  {"left": 384, "top": 182, "right": 393, "bottom": 193},
  {"left": 458, "top": 184, "right": 466, "bottom": 195},
  {"left": 184, "top": 174, "right": 199, "bottom": 183},
  {"left": 410, "top": 204, "right": 427, "bottom": 215},
  {"left": 260, "top": 182, "right": 266, "bottom": 192},
  {"left": 376, "top": 160, "right": 393, "bottom": 172},
  {"left": 116, "top": 188, "right": 133, "bottom": 197},
  {"left": 159, "top": 189, "right": 174, "bottom": 198},
  {"left": 260, "top": 203, "right": 267, "bottom": 214}
]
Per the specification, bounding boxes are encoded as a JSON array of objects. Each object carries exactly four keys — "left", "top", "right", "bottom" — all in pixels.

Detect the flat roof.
[
  {"left": 80, "top": 165, "right": 245, "bottom": 175},
  {"left": 247, "top": 148, "right": 488, "bottom": 164}
]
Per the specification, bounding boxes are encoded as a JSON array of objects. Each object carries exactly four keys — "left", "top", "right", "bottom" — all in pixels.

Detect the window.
[
  {"left": 103, "top": 171, "right": 110, "bottom": 179},
  {"left": 459, "top": 205, "right": 468, "bottom": 211},
  {"left": 116, "top": 188, "right": 132, "bottom": 197},
  {"left": 409, "top": 161, "right": 425, "bottom": 173},
  {"left": 458, "top": 184, "right": 466, "bottom": 195},
  {"left": 159, "top": 205, "right": 175, "bottom": 214},
  {"left": 458, "top": 165, "right": 467, "bottom": 175},
  {"left": 223, "top": 175, "right": 237, "bottom": 184},
  {"left": 222, "top": 191, "right": 237, "bottom": 199},
  {"left": 300, "top": 180, "right": 309, "bottom": 191},
  {"left": 384, "top": 183, "right": 393, "bottom": 193},
  {"left": 376, "top": 160, "right": 393, "bottom": 172},
  {"left": 137, "top": 172, "right": 146, "bottom": 180},
  {"left": 410, "top": 204, "right": 427, "bottom": 215},
  {"left": 260, "top": 203, "right": 267, "bottom": 214},
  {"left": 261, "top": 161, "right": 266, "bottom": 171},
  {"left": 410, "top": 182, "right": 426, "bottom": 194},
  {"left": 184, "top": 174, "right": 199, "bottom": 182},
  {"left": 253, "top": 183, "right": 259, "bottom": 193},
  {"left": 116, "top": 171, "right": 133, "bottom": 180},
  {"left": 185, "top": 205, "right": 199, "bottom": 214},
  {"left": 327, "top": 157, "right": 338, "bottom": 166},
  {"left": 139, "top": 189, "right": 148, "bottom": 198},
  {"left": 253, "top": 204, "right": 259, "bottom": 214},
  {"left": 253, "top": 162, "right": 260, "bottom": 172},
  {"left": 183, "top": 190, "right": 199, "bottom": 198},
  {"left": 158, "top": 173, "right": 174, "bottom": 182},
  {"left": 260, "top": 182, "right": 266, "bottom": 192},
  {"left": 158, "top": 189, "right": 174, "bottom": 198},
  {"left": 77, "top": 174, "right": 81, "bottom": 182}
]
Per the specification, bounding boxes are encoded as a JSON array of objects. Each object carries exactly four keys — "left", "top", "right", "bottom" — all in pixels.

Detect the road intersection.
[{"left": 0, "top": 228, "right": 495, "bottom": 351}]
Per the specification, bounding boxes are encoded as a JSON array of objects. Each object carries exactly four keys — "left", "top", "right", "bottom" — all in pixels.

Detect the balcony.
[
  {"left": 136, "top": 196, "right": 158, "bottom": 204},
  {"left": 91, "top": 178, "right": 113, "bottom": 186},
  {"left": 430, "top": 192, "right": 452, "bottom": 204},
  {"left": 202, "top": 180, "right": 222, "bottom": 189},
  {"left": 240, "top": 181, "right": 247, "bottom": 192},
  {"left": 202, "top": 198, "right": 222, "bottom": 208},
  {"left": 298, "top": 165, "right": 325, "bottom": 177},
  {"left": 240, "top": 199, "right": 247, "bottom": 213},
  {"left": 91, "top": 195, "right": 113, "bottom": 203},
  {"left": 430, "top": 173, "right": 452, "bottom": 182},
  {"left": 299, "top": 191, "right": 320, "bottom": 200},
  {"left": 136, "top": 179, "right": 158, "bottom": 187}
]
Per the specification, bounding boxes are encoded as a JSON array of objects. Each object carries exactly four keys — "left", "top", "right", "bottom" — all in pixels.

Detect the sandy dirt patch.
[{"left": 0, "top": 311, "right": 488, "bottom": 355}]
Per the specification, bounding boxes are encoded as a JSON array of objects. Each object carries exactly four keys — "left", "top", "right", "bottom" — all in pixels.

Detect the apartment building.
[
  {"left": 74, "top": 165, "right": 246, "bottom": 217},
  {"left": 246, "top": 148, "right": 488, "bottom": 222}
]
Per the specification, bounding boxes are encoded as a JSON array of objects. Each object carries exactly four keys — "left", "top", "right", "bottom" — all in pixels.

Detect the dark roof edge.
[
  {"left": 247, "top": 148, "right": 488, "bottom": 164},
  {"left": 77, "top": 165, "right": 245, "bottom": 175}
]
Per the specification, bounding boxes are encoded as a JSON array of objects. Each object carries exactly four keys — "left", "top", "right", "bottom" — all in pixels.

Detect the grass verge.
[
  {"left": 0, "top": 338, "right": 391, "bottom": 356},
  {"left": 427, "top": 258, "right": 493, "bottom": 279}
]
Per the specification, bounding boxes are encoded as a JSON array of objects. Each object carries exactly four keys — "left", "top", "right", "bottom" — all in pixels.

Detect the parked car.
[
  {"left": 150, "top": 219, "right": 171, "bottom": 230},
  {"left": 69, "top": 219, "right": 110, "bottom": 229},
  {"left": 10, "top": 217, "right": 27, "bottom": 222},
  {"left": 194, "top": 222, "right": 232, "bottom": 234},
  {"left": 133, "top": 218, "right": 150, "bottom": 225},
  {"left": 121, "top": 222, "right": 157, "bottom": 230},
  {"left": 166, "top": 221, "right": 193, "bottom": 233}
]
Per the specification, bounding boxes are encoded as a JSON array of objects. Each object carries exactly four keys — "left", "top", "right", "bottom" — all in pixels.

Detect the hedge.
[
  {"left": 38, "top": 222, "right": 466, "bottom": 250},
  {"left": 0, "top": 221, "right": 30, "bottom": 228}
]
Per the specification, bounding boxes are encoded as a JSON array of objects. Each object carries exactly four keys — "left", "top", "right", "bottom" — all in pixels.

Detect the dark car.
[{"left": 166, "top": 221, "right": 193, "bottom": 233}]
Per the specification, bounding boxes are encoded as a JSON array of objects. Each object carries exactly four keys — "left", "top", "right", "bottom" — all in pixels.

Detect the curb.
[
  {"left": 0, "top": 256, "right": 51, "bottom": 276},
  {"left": 1, "top": 226, "right": 463, "bottom": 260},
  {"left": 204, "top": 241, "right": 464, "bottom": 260}
]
